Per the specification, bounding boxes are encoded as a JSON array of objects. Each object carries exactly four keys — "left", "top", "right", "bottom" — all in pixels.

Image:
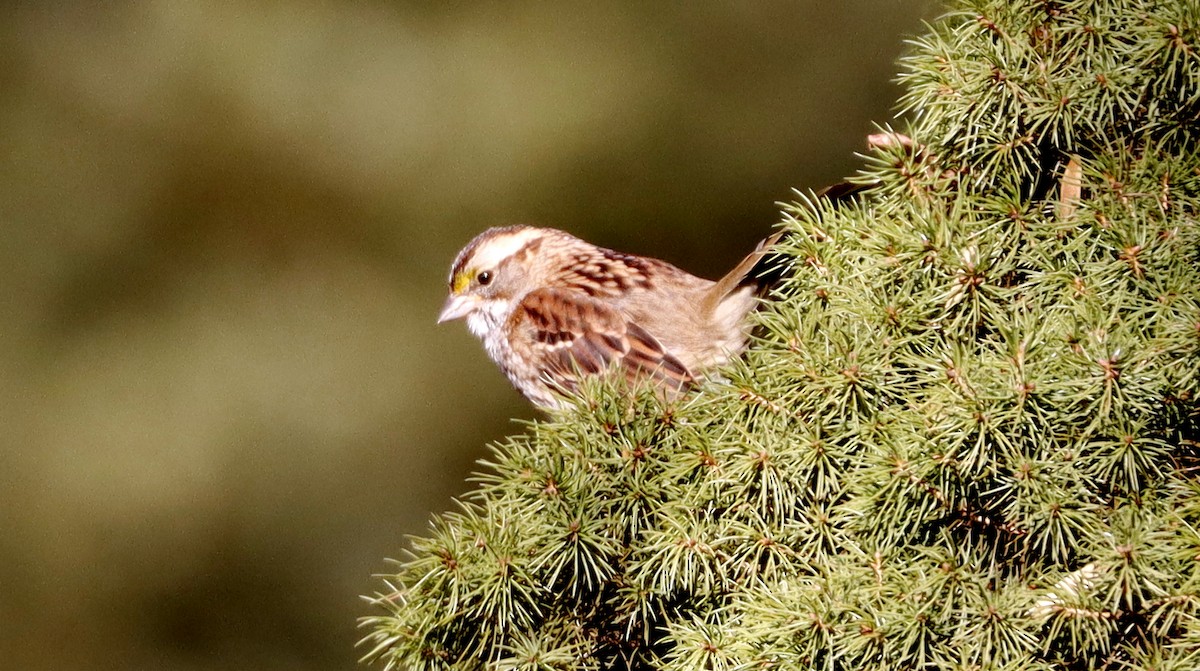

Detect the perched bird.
[{"left": 437, "top": 226, "right": 784, "bottom": 410}]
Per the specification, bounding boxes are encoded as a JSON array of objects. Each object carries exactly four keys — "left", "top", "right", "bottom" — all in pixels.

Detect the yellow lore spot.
[{"left": 451, "top": 270, "right": 472, "bottom": 295}]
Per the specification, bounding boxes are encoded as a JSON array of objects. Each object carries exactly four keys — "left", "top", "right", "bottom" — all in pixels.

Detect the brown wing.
[{"left": 512, "top": 288, "right": 693, "bottom": 395}]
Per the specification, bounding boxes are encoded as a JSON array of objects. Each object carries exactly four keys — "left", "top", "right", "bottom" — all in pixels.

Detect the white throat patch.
[{"left": 466, "top": 298, "right": 510, "bottom": 339}]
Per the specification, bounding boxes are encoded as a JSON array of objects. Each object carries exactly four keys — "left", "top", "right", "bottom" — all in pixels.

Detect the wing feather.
[{"left": 513, "top": 288, "right": 693, "bottom": 395}]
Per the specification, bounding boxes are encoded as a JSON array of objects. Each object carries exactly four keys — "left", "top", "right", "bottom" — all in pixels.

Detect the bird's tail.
[{"left": 705, "top": 180, "right": 871, "bottom": 316}]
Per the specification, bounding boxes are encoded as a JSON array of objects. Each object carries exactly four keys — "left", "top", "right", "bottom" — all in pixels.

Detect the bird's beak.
[{"left": 437, "top": 294, "right": 476, "bottom": 323}]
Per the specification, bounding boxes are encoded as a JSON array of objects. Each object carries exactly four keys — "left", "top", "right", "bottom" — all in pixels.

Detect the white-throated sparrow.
[{"left": 438, "top": 226, "right": 783, "bottom": 410}]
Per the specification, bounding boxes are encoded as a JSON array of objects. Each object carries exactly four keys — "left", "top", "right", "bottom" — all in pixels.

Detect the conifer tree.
[{"left": 362, "top": 0, "right": 1200, "bottom": 669}]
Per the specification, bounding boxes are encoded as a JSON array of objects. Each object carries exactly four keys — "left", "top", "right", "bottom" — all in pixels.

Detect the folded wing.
[{"left": 513, "top": 288, "right": 693, "bottom": 396}]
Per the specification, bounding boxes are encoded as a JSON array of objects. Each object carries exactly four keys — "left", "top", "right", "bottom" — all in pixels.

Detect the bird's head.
[{"left": 438, "top": 226, "right": 549, "bottom": 336}]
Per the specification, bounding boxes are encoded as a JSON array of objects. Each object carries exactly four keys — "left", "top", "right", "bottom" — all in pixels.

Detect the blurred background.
[{"left": 0, "top": 1, "right": 933, "bottom": 669}]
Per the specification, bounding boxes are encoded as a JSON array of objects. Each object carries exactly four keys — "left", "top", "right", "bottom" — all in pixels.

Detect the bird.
[{"left": 437, "top": 225, "right": 785, "bottom": 410}]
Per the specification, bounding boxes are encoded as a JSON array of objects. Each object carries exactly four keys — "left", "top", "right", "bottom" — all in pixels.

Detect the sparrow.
[{"left": 437, "top": 226, "right": 784, "bottom": 410}]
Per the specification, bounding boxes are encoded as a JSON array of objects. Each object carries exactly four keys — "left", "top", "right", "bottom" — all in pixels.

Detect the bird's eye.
[{"left": 477, "top": 270, "right": 493, "bottom": 286}]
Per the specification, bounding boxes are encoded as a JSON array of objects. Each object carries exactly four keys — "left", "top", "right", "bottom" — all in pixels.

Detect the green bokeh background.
[{"left": 0, "top": 2, "right": 932, "bottom": 669}]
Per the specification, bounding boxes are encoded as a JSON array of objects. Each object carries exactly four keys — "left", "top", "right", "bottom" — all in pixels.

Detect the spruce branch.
[{"left": 363, "top": 1, "right": 1200, "bottom": 669}]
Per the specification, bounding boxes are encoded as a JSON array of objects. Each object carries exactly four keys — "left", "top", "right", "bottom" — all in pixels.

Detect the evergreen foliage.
[{"left": 363, "top": 0, "right": 1200, "bottom": 669}]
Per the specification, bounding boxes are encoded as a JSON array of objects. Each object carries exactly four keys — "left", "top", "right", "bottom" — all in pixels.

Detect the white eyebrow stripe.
[{"left": 471, "top": 228, "right": 544, "bottom": 270}]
